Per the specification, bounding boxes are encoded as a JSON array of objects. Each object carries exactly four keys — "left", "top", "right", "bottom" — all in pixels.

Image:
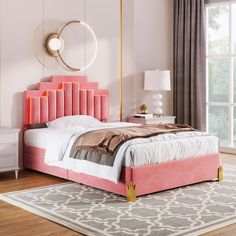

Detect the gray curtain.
[{"left": 173, "top": 0, "right": 206, "bottom": 130}]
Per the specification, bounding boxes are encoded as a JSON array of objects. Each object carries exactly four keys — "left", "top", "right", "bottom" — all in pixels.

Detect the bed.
[{"left": 23, "top": 75, "right": 222, "bottom": 201}]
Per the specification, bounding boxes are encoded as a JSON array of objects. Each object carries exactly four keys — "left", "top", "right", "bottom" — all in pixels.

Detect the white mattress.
[
  {"left": 123, "top": 132, "right": 218, "bottom": 166},
  {"left": 25, "top": 127, "right": 80, "bottom": 163},
  {"left": 24, "top": 123, "right": 219, "bottom": 183}
]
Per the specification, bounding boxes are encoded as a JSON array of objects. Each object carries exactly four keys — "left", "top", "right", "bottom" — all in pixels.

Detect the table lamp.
[{"left": 144, "top": 69, "right": 171, "bottom": 115}]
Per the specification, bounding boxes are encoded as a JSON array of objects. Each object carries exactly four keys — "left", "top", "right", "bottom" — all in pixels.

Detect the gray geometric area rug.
[{"left": 1, "top": 165, "right": 236, "bottom": 236}]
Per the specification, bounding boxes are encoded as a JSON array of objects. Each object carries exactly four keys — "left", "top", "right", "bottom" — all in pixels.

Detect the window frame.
[{"left": 206, "top": 1, "right": 236, "bottom": 153}]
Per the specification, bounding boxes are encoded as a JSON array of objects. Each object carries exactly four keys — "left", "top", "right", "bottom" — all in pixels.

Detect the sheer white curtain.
[{"left": 205, "top": 0, "right": 230, "bottom": 3}]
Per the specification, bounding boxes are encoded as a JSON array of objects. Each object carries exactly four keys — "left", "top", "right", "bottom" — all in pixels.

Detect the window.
[{"left": 206, "top": 2, "right": 236, "bottom": 150}]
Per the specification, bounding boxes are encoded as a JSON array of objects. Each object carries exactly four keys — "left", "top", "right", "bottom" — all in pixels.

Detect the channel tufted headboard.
[{"left": 24, "top": 75, "right": 109, "bottom": 127}]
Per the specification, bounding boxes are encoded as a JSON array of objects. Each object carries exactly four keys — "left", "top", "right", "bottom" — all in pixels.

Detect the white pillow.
[{"left": 46, "top": 115, "right": 101, "bottom": 128}]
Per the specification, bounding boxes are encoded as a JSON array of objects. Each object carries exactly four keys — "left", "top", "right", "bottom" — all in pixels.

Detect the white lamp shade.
[{"left": 144, "top": 70, "right": 171, "bottom": 91}]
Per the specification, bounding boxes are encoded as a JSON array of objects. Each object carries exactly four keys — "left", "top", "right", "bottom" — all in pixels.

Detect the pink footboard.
[{"left": 24, "top": 145, "right": 220, "bottom": 197}]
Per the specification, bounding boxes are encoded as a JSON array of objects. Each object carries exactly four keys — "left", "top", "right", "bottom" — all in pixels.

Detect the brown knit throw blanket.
[{"left": 73, "top": 124, "right": 195, "bottom": 156}]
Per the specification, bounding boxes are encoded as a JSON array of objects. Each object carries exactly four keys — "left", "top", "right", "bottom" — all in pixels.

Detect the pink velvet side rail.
[{"left": 24, "top": 145, "right": 220, "bottom": 197}]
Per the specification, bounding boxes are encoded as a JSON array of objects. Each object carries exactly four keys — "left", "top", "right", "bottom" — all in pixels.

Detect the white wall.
[
  {"left": 0, "top": 0, "right": 173, "bottom": 128},
  {"left": 133, "top": 0, "right": 173, "bottom": 116},
  {"left": 122, "top": 0, "right": 135, "bottom": 119}
]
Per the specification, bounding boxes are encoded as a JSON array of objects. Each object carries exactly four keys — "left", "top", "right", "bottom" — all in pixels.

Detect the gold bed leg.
[
  {"left": 126, "top": 182, "right": 137, "bottom": 202},
  {"left": 218, "top": 166, "right": 223, "bottom": 182}
]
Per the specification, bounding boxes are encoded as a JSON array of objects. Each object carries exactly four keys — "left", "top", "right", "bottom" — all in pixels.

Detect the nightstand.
[
  {"left": 0, "top": 128, "right": 20, "bottom": 179},
  {"left": 127, "top": 116, "right": 176, "bottom": 125}
]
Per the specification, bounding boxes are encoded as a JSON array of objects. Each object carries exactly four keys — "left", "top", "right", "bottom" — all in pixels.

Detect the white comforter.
[{"left": 25, "top": 122, "right": 219, "bottom": 183}]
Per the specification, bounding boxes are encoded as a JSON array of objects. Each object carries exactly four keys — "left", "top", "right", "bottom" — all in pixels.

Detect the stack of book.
[{"left": 134, "top": 113, "right": 153, "bottom": 119}]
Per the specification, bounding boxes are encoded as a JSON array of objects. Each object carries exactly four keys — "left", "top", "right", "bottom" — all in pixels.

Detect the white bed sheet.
[
  {"left": 24, "top": 123, "right": 137, "bottom": 163},
  {"left": 24, "top": 127, "right": 84, "bottom": 163},
  {"left": 24, "top": 122, "right": 219, "bottom": 183}
]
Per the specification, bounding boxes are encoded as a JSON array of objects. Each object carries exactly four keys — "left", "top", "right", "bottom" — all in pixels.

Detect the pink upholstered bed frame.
[{"left": 23, "top": 75, "right": 221, "bottom": 198}]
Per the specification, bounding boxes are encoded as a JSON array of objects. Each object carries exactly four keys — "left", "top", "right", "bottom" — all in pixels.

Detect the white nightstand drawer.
[
  {"left": 0, "top": 155, "right": 16, "bottom": 168},
  {"left": 0, "top": 144, "right": 16, "bottom": 156},
  {"left": 0, "top": 133, "right": 17, "bottom": 144},
  {"left": 0, "top": 128, "right": 19, "bottom": 179}
]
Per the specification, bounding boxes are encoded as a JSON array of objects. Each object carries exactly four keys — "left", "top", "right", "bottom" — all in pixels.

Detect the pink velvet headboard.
[{"left": 24, "top": 75, "right": 109, "bottom": 127}]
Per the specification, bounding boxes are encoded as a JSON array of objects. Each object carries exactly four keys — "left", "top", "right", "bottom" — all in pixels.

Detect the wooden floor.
[
  {"left": 0, "top": 153, "right": 236, "bottom": 236},
  {"left": 0, "top": 171, "right": 80, "bottom": 236}
]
